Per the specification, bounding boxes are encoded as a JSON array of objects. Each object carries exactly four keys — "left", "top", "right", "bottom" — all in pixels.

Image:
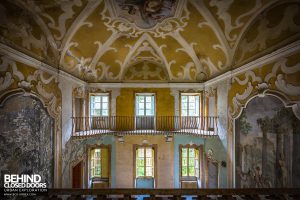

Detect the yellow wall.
[
  {"left": 115, "top": 135, "right": 174, "bottom": 188},
  {"left": 226, "top": 49, "right": 300, "bottom": 186},
  {"left": 116, "top": 88, "right": 174, "bottom": 116}
]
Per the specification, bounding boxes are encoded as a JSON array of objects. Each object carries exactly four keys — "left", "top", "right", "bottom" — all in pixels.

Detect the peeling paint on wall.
[{"left": 0, "top": 95, "right": 54, "bottom": 187}]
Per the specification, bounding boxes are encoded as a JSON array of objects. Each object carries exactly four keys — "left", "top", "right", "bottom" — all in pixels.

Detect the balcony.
[{"left": 72, "top": 116, "right": 218, "bottom": 138}]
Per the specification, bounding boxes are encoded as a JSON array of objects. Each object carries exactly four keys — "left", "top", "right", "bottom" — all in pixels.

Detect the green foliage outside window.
[
  {"left": 91, "top": 148, "right": 101, "bottom": 178},
  {"left": 136, "top": 147, "right": 154, "bottom": 177},
  {"left": 181, "top": 147, "right": 199, "bottom": 177}
]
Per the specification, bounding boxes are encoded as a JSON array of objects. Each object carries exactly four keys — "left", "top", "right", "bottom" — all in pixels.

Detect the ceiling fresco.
[
  {"left": 110, "top": 0, "right": 179, "bottom": 29},
  {"left": 0, "top": 0, "right": 299, "bottom": 83}
]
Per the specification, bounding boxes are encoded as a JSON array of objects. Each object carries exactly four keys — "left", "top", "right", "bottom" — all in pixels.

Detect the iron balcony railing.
[{"left": 72, "top": 116, "right": 218, "bottom": 137}]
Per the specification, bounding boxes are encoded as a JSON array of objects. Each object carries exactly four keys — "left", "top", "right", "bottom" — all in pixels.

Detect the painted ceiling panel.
[
  {"left": 38, "top": 0, "right": 89, "bottom": 42},
  {"left": 154, "top": 35, "right": 196, "bottom": 81},
  {"left": 0, "top": 1, "right": 55, "bottom": 62},
  {"left": 0, "top": 0, "right": 299, "bottom": 83},
  {"left": 203, "top": 0, "right": 275, "bottom": 47},
  {"left": 95, "top": 35, "right": 141, "bottom": 81},
  {"left": 181, "top": 3, "right": 227, "bottom": 78},
  {"left": 124, "top": 61, "right": 168, "bottom": 81},
  {"left": 235, "top": 2, "right": 300, "bottom": 66}
]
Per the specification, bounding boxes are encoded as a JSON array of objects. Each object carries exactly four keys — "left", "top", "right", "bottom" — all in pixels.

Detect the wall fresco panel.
[{"left": 0, "top": 95, "right": 54, "bottom": 187}]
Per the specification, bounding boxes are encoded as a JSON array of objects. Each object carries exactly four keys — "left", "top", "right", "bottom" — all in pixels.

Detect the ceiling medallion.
[
  {"left": 110, "top": 0, "right": 180, "bottom": 29},
  {"left": 105, "top": 0, "right": 187, "bottom": 37}
]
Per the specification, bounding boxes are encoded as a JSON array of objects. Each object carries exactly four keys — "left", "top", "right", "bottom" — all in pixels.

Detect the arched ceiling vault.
[
  {"left": 0, "top": 0, "right": 299, "bottom": 83},
  {"left": 11, "top": 0, "right": 59, "bottom": 53}
]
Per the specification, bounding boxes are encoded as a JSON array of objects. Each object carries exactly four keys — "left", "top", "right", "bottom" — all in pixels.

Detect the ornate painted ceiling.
[{"left": 0, "top": 0, "right": 300, "bottom": 83}]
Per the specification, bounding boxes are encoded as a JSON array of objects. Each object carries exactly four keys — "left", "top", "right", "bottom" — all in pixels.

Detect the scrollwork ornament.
[{"left": 256, "top": 82, "right": 270, "bottom": 97}]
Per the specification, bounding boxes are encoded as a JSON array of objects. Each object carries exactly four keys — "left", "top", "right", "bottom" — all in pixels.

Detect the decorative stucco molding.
[{"left": 0, "top": 55, "right": 63, "bottom": 187}]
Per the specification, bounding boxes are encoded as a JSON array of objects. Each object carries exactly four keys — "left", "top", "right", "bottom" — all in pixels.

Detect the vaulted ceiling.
[{"left": 0, "top": 0, "right": 300, "bottom": 83}]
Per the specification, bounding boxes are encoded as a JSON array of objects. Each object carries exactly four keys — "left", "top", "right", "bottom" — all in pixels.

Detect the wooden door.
[
  {"left": 72, "top": 161, "right": 82, "bottom": 188},
  {"left": 207, "top": 161, "right": 218, "bottom": 188}
]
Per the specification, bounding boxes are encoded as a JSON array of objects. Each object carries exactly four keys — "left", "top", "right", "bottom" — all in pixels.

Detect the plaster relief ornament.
[
  {"left": 114, "top": 0, "right": 178, "bottom": 29},
  {"left": 256, "top": 82, "right": 270, "bottom": 97},
  {"left": 207, "top": 149, "right": 213, "bottom": 160}
]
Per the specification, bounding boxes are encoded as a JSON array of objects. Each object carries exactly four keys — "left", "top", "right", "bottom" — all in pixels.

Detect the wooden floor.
[{"left": 34, "top": 188, "right": 300, "bottom": 200}]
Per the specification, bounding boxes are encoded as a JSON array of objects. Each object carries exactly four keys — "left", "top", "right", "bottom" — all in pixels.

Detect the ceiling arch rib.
[
  {"left": 119, "top": 33, "right": 172, "bottom": 80},
  {"left": 126, "top": 42, "right": 164, "bottom": 67},
  {"left": 121, "top": 48, "right": 165, "bottom": 80},
  {"left": 189, "top": 0, "right": 232, "bottom": 67},
  {"left": 89, "top": 33, "right": 121, "bottom": 71},
  {"left": 4, "top": 0, "right": 298, "bottom": 83},
  {"left": 208, "top": 0, "right": 263, "bottom": 45},
  {"left": 170, "top": 31, "right": 203, "bottom": 75},
  {"left": 59, "top": 0, "right": 102, "bottom": 67},
  {"left": 41, "top": 0, "right": 83, "bottom": 42}
]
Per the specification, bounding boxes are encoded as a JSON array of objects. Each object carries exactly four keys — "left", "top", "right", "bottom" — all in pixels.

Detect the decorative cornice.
[
  {"left": 1, "top": 40, "right": 300, "bottom": 88},
  {"left": 88, "top": 82, "right": 204, "bottom": 89},
  {"left": 0, "top": 43, "right": 86, "bottom": 86}
]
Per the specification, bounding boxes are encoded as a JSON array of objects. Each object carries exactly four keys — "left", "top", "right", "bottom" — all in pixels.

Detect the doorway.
[
  {"left": 72, "top": 161, "right": 83, "bottom": 188},
  {"left": 207, "top": 161, "right": 218, "bottom": 188}
]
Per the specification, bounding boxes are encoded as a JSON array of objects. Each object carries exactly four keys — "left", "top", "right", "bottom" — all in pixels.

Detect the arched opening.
[
  {"left": 235, "top": 95, "right": 300, "bottom": 188},
  {"left": 0, "top": 94, "right": 54, "bottom": 187}
]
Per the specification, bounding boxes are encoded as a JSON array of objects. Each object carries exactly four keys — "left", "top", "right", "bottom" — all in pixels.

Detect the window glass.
[
  {"left": 102, "top": 103, "right": 108, "bottom": 109},
  {"left": 136, "top": 147, "right": 154, "bottom": 177},
  {"left": 102, "top": 110, "right": 108, "bottom": 116},
  {"left": 90, "top": 148, "right": 109, "bottom": 178},
  {"left": 95, "top": 96, "right": 100, "bottom": 102},
  {"left": 146, "top": 110, "right": 152, "bottom": 116},
  {"left": 138, "top": 110, "right": 144, "bottom": 116},
  {"left": 181, "top": 147, "right": 200, "bottom": 177},
  {"left": 91, "top": 148, "right": 101, "bottom": 177},
  {"left": 95, "top": 109, "right": 100, "bottom": 116},
  {"left": 95, "top": 103, "right": 100, "bottom": 109},
  {"left": 102, "top": 96, "right": 108, "bottom": 102},
  {"left": 90, "top": 94, "right": 109, "bottom": 116},
  {"left": 181, "top": 95, "right": 200, "bottom": 116},
  {"left": 146, "top": 102, "right": 151, "bottom": 109},
  {"left": 139, "top": 102, "right": 144, "bottom": 108},
  {"left": 136, "top": 94, "right": 155, "bottom": 116}
]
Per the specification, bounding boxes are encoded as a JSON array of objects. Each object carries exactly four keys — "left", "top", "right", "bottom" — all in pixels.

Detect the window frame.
[
  {"left": 180, "top": 147, "right": 199, "bottom": 177},
  {"left": 133, "top": 144, "right": 157, "bottom": 187},
  {"left": 136, "top": 147, "right": 154, "bottom": 178},
  {"left": 180, "top": 93, "right": 201, "bottom": 117},
  {"left": 135, "top": 93, "right": 156, "bottom": 117},
  {"left": 86, "top": 144, "right": 111, "bottom": 187},
  {"left": 179, "top": 144, "right": 204, "bottom": 184},
  {"left": 90, "top": 148, "right": 102, "bottom": 177},
  {"left": 89, "top": 93, "right": 111, "bottom": 117}
]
